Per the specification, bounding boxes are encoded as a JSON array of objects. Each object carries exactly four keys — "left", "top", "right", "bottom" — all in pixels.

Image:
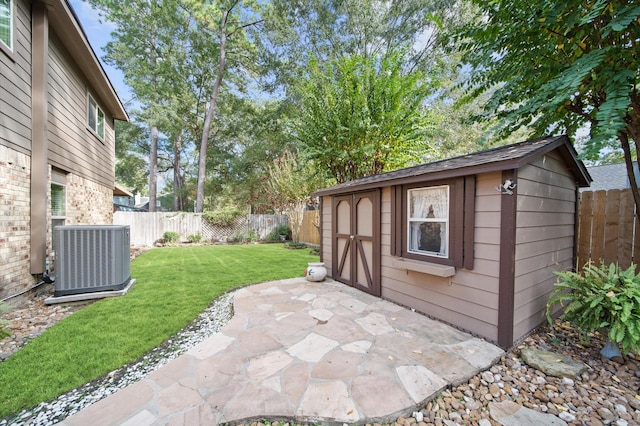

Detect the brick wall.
[
  {"left": 0, "top": 145, "right": 114, "bottom": 304},
  {"left": 66, "top": 174, "right": 113, "bottom": 225},
  {"left": 0, "top": 146, "right": 36, "bottom": 301}
]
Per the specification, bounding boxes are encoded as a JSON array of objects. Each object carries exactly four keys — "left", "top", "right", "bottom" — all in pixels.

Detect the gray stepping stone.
[
  {"left": 520, "top": 347, "right": 587, "bottom": 378},
  {"left": 489, "top": 400, "right": 567, "bottom": 425}
]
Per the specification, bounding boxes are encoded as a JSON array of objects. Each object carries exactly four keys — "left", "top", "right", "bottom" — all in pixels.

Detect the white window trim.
[
  {"left": 0, "top": 0, "right": 14, "bottom": 53},
  {"left": 407, "top": 185, "right": 450, "bottom": 258},
  {"left": 88, "top": 94, "right": 105, "bottom": 139},
  {"left": 51, "top": 182, "right": 66, "bottom": 222},
  {"left": 51, "top": 182, "right": 66, "bottom": 254}
]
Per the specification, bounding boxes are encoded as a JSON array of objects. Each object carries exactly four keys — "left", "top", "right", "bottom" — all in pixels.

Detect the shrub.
[
  {"left": 203, "top": 209, "right": 245, "bottom": 227},
  {"left": 0, "top": 302, "right": 10, "bottom": 339},
  {"left": 266, "top": 225, "right": 291, "bottom": 242},
  {"left": 284, "top": 242, "right": 307, "bottom": 250},
  {"left": 275, "top": 224, "right": 291, "bottom": 236},
  {"left": 546, "top": 262, "right": 640, "bottom": 354},
  {"left": 229, "top": 230, "right": 257, "bottom": 244},
  {"left": 187, "top": 234, "right": 203, "bottom": 243},
  {"left": 163, "top": 231, "right": 180, "bottom": 244}
]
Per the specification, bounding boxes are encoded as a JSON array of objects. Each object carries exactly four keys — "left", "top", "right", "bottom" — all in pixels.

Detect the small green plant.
[
  {"left": 546, "top": 262, "right": 640, "bottom": 354},
  {"left": 162, "top": 231, "right": 180, "bottom": 244},
  {"left": 187, "top": 234, "right": 203, "bottom": 243},
  {"left": 284, "top": 241, "right": 307, "bottom": 250},
  {"left": 0, "top": 301, "right": 10, "bottom": 340},
  {"left": 203, "top": 208, "right": 245, "bottom": 227},
  {"left": 275, "top": 224, "right": 291, "bottom": 236},
  {"left": 267, "top": 224, "right": 291, "bottom": 242},
  {"left": 229, "top": 230, "right": 257, "bottom": 243}
]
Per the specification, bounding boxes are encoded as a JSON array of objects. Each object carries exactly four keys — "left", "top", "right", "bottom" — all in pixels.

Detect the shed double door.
[{"left": 332, "top": 190, "right": 380, "bottom": 296}]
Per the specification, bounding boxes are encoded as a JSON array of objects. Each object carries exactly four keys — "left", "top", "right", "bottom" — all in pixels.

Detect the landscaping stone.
[
  {"left": 520, "top": 347, "right": 588, "bottom": 378},
  {"left": 2, "top": 278, "right": 640, "bottom": 426},
  {"left": 489, "top": 400, "right": 567, "bottom": 425}
]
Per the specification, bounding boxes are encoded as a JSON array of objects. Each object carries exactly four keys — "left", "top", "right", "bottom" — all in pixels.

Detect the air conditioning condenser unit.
[{"left": 53, "top": 225, "right": 131, "bottom": 297}]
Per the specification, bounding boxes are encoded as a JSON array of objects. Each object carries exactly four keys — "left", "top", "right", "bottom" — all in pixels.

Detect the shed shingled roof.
[{"left": 313, "top": 135, "right": 592, "bottom": 197}]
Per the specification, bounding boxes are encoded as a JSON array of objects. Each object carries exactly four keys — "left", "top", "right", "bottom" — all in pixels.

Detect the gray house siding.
[
  {"left": 47, "top": 32, "right": 115, "bottom": 188},
  {"left": 0, "top": 0, "right": 127, "bottom": 303},
  {"left": 0, "top": 0, "right": 31, "bottom": 155}
]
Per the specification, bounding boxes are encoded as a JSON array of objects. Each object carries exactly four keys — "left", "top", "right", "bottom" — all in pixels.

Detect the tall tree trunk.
[
  {"left": 195, "top": 9, "right": 229, "bottom": 213},
  {"left": 173, "top": 132, "right": 183, "bottom": 211},
  {"left": 148, "top": 125, "right": 158, "bottom": 212}
]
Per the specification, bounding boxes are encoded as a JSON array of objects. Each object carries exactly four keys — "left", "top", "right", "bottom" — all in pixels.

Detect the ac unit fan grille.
[{"left": 55, "top": 225, "right": 131, "bottom": 296}]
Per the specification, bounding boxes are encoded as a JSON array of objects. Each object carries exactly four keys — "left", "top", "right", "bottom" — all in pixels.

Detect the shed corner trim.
[{"left": 391, "top": 257, "right": 455, "bottom": 277}]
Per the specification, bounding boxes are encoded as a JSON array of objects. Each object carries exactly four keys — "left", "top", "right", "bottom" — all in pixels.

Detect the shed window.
[
  {"left": 408, "top": 186, "right": 449, "bottom": 257},
  {"left": 0, "top": 0, "right": 12, "bottom": 51},
  {"left": 391, "top": 176, "right": 474, "bottom": 270},
  {"left": 88, "top": 95, "right": 105, "bottom": 139}
]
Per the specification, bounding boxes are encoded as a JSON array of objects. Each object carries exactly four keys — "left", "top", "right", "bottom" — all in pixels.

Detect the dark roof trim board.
[{"left": 313, "top": 135, "right": 592, "bottom": 197}]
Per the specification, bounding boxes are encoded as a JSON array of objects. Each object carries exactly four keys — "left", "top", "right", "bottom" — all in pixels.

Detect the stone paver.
[{"left": 59, "top": 278, "right": 503, "bottom": 425}]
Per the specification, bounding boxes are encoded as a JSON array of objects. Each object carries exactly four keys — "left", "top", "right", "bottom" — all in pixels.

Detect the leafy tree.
[
  {"left": 258, "top": 0, "right": 465, "bottom": 87},
  {"left": 456, "top": 0, "right": 640, "bottom": 209},
  {"left": 184, "top": 0, "right": 263, "bottom": 212},
  {"left": 293, "top": 50, "right": 436, "bottom": 183},
  {"left": 212, "top": 99, "right": 294, "bottom": 213},
  {"left": 88, "top": 0, "right": 204, "bottom": 210},
  {"left": 263, "top": 150, "right": 329, "bottom": 241},
  {"left": 113, "top": 120, "right": 148, "bottom": 195}
]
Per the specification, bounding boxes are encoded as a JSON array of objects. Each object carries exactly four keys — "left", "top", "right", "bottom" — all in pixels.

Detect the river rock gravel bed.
[
  {"left": 0, "top": 292, "right": 234, "bottom": 426},
  {"left": 1, "top": 293, "right": 639, "bottom": 425}
]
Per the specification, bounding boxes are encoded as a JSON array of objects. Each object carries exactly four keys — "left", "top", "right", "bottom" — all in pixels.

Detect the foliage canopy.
[
  {"left": 293, "top": 50, "right": 436, "bottom": 183},
  {"left": 456, "top": 0, "right": 640, "bottom": 206}
]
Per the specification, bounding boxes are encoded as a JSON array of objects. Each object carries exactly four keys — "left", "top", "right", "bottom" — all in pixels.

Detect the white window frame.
[
  {"left": 0, "top": 0, "right": 13, "bottom": 52},
  {"left": 88, "top": 94, "right": 105, "bottom": 139},
  {"left": 407, "top": 185, "right": 450, "bottom": 258},
  {"left": 51, "top": 182, "right": 66, "bottom": 251}
]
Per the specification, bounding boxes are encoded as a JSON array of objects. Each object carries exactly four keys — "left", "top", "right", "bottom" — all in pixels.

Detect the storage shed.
[{"left": 313, "top": 135, "right": 592, "bottom": 348}]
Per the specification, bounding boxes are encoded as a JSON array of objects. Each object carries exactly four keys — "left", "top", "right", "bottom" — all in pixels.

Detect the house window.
[
  {"left": 408, "top": 186, "right": 449, "bottom": 257},
  {"left": 88, "top": 95, "right": 105, "bottom": 139},
  {"left": 0, "top": 0, "right": 12, "bottom": 50},
  {"left": 51, "top": 182, "right": 66, "bottom": 249}
]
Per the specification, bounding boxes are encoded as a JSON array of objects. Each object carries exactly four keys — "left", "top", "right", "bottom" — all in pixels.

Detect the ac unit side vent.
[{"left": 54, "top": 225, "right": 131, "bottom": 297}]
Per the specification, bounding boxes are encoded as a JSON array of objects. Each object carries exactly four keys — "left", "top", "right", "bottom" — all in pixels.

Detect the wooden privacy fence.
[
  {"left": 114, "top": 212, "right": 288, "bottom": 246},
  {"left": 577, "top": 189, "right": 639, "bottom": 269},
  {"left": 299, "top": 210, "right": 320, "bottom": 245}
]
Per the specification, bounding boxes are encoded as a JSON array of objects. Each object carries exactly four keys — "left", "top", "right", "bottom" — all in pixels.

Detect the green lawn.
[{"left": 0, "top": 244, "right": 318, "bottom": 419}]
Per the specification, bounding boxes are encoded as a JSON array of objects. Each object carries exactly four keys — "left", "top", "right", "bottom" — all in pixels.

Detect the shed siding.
[
  {"left": 0, "top": 0, "right": 32, "bottom": 155},
  {"left": 513, "top": 152, "right": 576, "bottom": 339},
  {"left": 47, "top": 33, "right": 115, "bottom": 188},
  {"left": 380, "top": 172, "right": 502, "bottom": 342},
  {"left": 321, "top": 196, "right": 333, "bottom": 273}
]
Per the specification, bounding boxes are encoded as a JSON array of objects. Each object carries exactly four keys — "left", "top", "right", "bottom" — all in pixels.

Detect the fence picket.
[
  {"left": 603, "top": 190, "right": 621, "bottom": 266},
  {"left": 577, "top": 188, "right": 638, "bottom": 270},
  {"left": 618, "top": 190, "right": 634, "bottom": 268},
  {"left": 577, "top": 190, "right": 593, "bottom": 267}
]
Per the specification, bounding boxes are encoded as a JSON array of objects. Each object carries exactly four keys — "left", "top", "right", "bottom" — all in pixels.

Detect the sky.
[{"left": 68, "top": 0, "right": 133, "bottom": 106}]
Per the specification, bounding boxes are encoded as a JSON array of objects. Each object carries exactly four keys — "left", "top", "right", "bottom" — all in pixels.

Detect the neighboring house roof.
[
  {"left": 50, "top": 0, "right": 128, "bottom": 121},
  {"left": 314, "top": 135, "right": 592, "bottom": 197},
  {"left": 583, "top": 162, "right": 639, "bottom": 191},
  {"left": 113, "top": 183, "right": 133, "bottom": 197}
]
